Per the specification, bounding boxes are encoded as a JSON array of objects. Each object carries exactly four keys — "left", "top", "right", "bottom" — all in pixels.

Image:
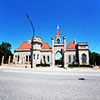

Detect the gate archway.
[
  {"left": 55, "top": 51, "right": 63, "bottom": 67},
  {"left": 54, "top": 49, "right": 64, "bottom": 68}
]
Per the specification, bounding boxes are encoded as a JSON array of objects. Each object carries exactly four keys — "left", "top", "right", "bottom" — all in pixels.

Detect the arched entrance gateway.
[
  {"left": 51, "top": 26, "right": 67, "bottom": 68},
  {"left": 55, "top": 50, "right": 63, "bottom": 67}
]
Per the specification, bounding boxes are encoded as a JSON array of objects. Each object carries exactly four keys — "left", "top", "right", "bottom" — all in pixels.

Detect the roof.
[
  {"left": 77, "top": 43, "right": 88, "bottom": 46},
  {"left": 66, "top": 42, "right": 76, "bottom": 49},
  {"left": 18, "top": 42, "right": 31, "bottom": 49},
  {"left": 18, "top": 42, "right": 51, "bottom": 50},
  {"left": 42, "top": 43, "right": 51, "bottom": 49},
  {"left": 56, "top": 27, "right": 60, "bottom": 36}
]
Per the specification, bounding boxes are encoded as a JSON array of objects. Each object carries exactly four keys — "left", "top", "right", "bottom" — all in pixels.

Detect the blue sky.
[
  {"left": 0, "top": 0, "right": 100, "bottom": 54},
  {"left": 55, "top": 52, "right": 62, "bottom": 60}
]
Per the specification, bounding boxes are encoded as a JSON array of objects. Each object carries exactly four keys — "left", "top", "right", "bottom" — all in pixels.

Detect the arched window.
[
  {"left": 26, "top": 55, "right": 28, "bottom": 62},
  {"left": 33, "top": 54, "right": 35, "bottom": 59},
  {"left": 29, "top": 55, "right": 31, "bottom": 62},
  {"left": 37, "top": 54, "right": 39, "bottom": 59},
  {"left": 43, "top": 56, "right": 46, "bottom": 64},
  {"left": 18, "top": 55, "right": 20, "bottom": 61},
  {"left": 69, "top": 55, "right": 71, "bottom": 64},
  {"left": 73, "top": 55, "right": 76, "bottom": 62},
  {"left": 47, "top": 56, "right": 49, "bottom": 62},
  {"left": 57, "top": 39, "right": 60, "bottom": 44},
  {"left": 43, "top": 56, "right": 45, "bottom": 63},
  {"left": 82, "top": 54, "right": 87, "bottom": 64}
]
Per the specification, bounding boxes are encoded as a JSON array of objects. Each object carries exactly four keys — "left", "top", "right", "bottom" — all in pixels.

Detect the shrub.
[
  {"left": 68, "top": 64, "right": 79, "bottom": 67},
  {"left": 43, "top": 64, "right": 50, "bottom": 67},
  {"left": 68, "top": 64, "right": 92, "bottom": 68},
  {"left": 36, "top": 64, "right": 42, "bottom": 67},
  {"left": 36, "top": 64, "right": 50, "bottom": 67},
  {"left": 40, "top": 59, "right": 43, "bottom": 65},
  {"left": 80, "top": 65, "right": 92, "bottom": 68}
]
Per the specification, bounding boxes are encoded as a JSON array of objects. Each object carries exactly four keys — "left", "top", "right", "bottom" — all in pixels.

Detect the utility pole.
[{"left": 26, "top": 15, "right": 35, "bottom": 68}]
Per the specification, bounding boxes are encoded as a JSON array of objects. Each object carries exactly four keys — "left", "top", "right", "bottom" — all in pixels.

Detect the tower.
[
  {"left": 56, "top": 25, "right": 61, "bottom": 44},
  {"left": 32, "top": 36, "right": 42, "bottom": 67}
]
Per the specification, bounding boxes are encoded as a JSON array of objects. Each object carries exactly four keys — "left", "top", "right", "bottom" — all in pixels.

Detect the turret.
[
  {"left": 56, "top": 25, "right": 61, "bottom": 44},
  {"left": 32, "top": 36, "right": 42, "bottom": 50}
]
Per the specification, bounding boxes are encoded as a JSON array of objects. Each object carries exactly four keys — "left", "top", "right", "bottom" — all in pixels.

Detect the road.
[{"left": 0, "top": 67, "right": 100, "bottom": 100}]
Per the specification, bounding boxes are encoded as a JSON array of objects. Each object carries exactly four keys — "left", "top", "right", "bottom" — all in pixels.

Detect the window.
[
  {"left": 43, "top": 56, "right": 45, "bottom": 63},
  {"left": 37, "top": 54, "right": 39, "bottom": 59},
  {"left": 47, "top": 56, "right": 49, "bottom": 62},
  {"left": 73, "top": 55, "right": 76, "bottom": 62},
  {"left": 69, "top": 55, "right": 71, "bottom": 63},
  {"left": 26, "top": 55, "right": 28, "bottom": 62},
  {"left": 57, "top": 39, "right": 60, "bottom": 44},
  {"left": 18, "top": 55, "right": 20, "bottom": 61},
  {"left": 33, "top": 54, "right": 35, "bottom": 59},
  {"left": 82, "top": 54, "right": 87, "bottom": 64},
  {"left": 29, "top": 55, "right": 31, "bottom": 62}
]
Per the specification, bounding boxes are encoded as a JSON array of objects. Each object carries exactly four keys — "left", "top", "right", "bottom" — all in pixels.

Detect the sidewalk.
[{"left": 0, "top": 65, "right": 100, "bottom": 72}]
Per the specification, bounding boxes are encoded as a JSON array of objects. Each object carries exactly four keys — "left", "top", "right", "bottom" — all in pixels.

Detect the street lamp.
[{"left": 26, "top": 15, "right": 35, "bottom": 68}]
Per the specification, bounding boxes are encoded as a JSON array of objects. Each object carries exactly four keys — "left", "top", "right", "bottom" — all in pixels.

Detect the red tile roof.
[
  {"left": 18, "top": 42, "right": 51, "bottom": 50},
  {"left": 42, "top": 43, "right": 51, "bottom": 49},
  {"left": 56, "top": 28, "right": 60, "bottom": 36},
  {"left": 18, "top": 42, "right": 31, "bottom": 49},
  {"left": 66, "top": 42, "right": 76, "bottom": 49}
]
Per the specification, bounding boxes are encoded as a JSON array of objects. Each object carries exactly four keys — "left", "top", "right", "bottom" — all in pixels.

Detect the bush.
[
  {"left": 68, "top": 64, "right": 79, "bottom": 67},
  {"left": 80, "top": 65, "right": 92, "bottom": 68},
  {"left": 36, "top": 64, "right": 50, "bottom": 67},
  {"left": 36, "top": 64, "right": 42, "bottom": 67},
  {"left": 68, "top": 64, "right": 92, "bottom": 68},
  {"left": 43, "top": 64, "right": 50, "bottom": 67},
  {"left": 40, "top": 59, "right": 43, "bottom": 65}
]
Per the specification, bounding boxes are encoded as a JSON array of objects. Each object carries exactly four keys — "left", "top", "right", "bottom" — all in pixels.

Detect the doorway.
[{"left": 55, "top": 51, "right": 63, "bottom": 68}]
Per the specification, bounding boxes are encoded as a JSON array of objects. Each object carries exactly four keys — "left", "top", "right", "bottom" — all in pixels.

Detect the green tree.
[
  {"left": 55, "top": 57, "right": 63, "bottom": 65},
  {"left": 89, "top": 51, "right": 100, "bottom": 66},
  {"left": 0, "top": 42, "right": 13, "bottom": 64}
]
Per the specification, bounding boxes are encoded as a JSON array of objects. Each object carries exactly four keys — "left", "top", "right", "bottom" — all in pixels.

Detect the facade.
[{"left": 14, "top": 26, "right": 89, "bottom": 68}]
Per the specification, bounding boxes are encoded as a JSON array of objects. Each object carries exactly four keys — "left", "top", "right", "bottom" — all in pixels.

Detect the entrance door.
[{"left": 55, "top": 51, "right": 63, "bottom": 68}]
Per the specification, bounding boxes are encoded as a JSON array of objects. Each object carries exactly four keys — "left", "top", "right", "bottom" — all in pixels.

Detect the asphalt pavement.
[{"left": 0, "top": 67, "right": 100, "bottom": 100}]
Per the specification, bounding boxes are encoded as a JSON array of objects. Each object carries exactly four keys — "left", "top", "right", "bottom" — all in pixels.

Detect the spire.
[
  {"left": 56, "top": 25, "right": 60, "bottom": 36},
  {"left": 57, "top": 25, "right": 59, "bottom": 29}
]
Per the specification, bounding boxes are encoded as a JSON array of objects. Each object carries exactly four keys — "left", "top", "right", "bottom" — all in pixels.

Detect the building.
[{"left": 14, "top": 26, "right": 89, "bottom": 68}]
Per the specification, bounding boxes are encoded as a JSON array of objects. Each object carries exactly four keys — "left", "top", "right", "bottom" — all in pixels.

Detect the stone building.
[{"left": 14, "top": 26, "right": 89, "bottom": 68}]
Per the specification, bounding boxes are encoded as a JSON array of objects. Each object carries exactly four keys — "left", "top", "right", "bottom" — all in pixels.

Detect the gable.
[{"left": 66, "top": 42, "right": 76, "bottom": 49}]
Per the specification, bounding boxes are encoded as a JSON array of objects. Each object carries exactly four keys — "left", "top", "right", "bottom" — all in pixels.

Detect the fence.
[{"left": 0, "top": 56, "right": 13, "bottom": 65}]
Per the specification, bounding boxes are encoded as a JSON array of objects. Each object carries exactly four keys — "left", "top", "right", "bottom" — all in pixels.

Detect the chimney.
[
  {"left": 73, "top": 40, "right": 76, "bottom": 44},
  {"left": 28, "top": 40, "right": 31, "bottom": 44}
]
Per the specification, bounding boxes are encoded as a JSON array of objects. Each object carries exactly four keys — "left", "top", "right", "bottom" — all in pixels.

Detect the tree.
[
  {"left": 55, "top": 57, "right": 63, "bottom": 65},
  {"left": 0, "top": 42, "right": 13, "bottom": 65},
  {"left": 89, "top": 51, "right": 100, "bottom": 66}
]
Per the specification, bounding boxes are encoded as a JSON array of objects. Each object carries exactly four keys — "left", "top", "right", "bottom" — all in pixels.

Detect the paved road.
[{"left": 0, "top": 67, "right": 100, "bottom": 100}]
